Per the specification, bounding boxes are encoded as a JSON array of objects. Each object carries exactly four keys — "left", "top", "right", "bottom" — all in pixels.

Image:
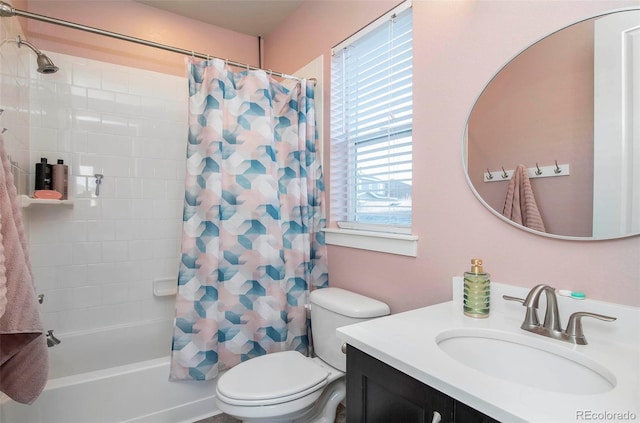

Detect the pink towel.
[
  {"left": 0, "top": 135, "right": 48, "bottom": 404},
  {"left": 502, "top": 164, "right": 546, "bottom": 232}
]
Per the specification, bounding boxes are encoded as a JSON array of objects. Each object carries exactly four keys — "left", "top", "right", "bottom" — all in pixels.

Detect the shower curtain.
[{"left": 170, "top": 58, "right": 328, "bottom": 381}]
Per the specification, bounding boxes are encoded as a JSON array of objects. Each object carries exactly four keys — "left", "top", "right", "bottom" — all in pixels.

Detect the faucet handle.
[
  {"left": 564, "top": 312, "right": 617, "bottom": 345},
  {"left": 502, "top": 294, "right": 540, "bottom": 328},
  {"left": 502, "top": 295, "right": 524, "bottom": 304}
]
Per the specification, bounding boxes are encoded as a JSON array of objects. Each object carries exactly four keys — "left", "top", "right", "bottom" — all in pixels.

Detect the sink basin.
[{"left": 436, "top": 329, "right": 616, "bottom": 395}]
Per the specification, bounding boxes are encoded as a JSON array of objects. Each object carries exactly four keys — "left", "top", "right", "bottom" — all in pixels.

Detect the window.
[{"left": 330, "top": 1, "right": 413, "bottom": 233}]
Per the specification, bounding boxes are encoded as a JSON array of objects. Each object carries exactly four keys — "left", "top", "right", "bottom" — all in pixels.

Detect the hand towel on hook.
[{"left": 502, "top": 164, "right": 546, "bottom": 232}]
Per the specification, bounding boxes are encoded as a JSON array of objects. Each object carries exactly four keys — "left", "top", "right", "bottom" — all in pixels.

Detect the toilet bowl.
[
  {"left": 214, "top": 288, "right": 390, "bottom": 423},
  {"left": 216, "top": 351, "right": 344, "bottom": 423}
]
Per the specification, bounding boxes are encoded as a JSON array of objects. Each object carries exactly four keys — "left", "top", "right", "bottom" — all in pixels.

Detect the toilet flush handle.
[{"left": 341, "top": 343, "right": 347, "bottom": 354}]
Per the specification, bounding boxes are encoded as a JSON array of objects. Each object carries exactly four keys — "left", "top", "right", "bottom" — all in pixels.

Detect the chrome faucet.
[
  {"left": 503, "top": 284, "right": 616, "bottom": 345},
  {"left": 523, "top": 284, "right": 561, "bottom": 333}
]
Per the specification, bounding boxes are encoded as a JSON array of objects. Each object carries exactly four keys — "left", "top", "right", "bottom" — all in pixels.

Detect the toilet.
[{"left": 215, "top": 287, "right": 390, "bottom": 423}]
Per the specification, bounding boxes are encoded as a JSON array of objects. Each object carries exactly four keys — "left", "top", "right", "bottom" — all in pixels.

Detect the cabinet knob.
[
  {"left": 341, "top": 343, "right": 347, "bottom": 354},
  {"left": 431, "top": 411, "right": 442, "bottom": 423}
]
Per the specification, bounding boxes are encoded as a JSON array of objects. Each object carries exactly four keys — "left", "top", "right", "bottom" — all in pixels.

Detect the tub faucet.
[{"left": 46, "top": 330, "right": 61, "bottom": 347}]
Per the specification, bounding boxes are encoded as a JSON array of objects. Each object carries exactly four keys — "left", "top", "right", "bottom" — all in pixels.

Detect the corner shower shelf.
[{"left": 19, "top": 195, "right": 73, "bottom": 208}]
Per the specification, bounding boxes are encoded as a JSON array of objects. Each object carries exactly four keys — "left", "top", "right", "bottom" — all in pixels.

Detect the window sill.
[{"left": 322, "top": 228, "right": 418, "bottom": 257}]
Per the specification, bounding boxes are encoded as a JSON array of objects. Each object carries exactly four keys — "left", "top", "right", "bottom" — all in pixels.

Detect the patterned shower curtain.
[{"left": 169, "top": 58, "right": 328, "bottom": 381}]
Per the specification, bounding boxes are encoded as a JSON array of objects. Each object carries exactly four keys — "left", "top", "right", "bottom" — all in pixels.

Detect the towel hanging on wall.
[
  {"left": 0, "top": 135, "right": 49, "bottom": 404},
  {"left": 502, "top": 164, "right": 546, "bottom": 232}
]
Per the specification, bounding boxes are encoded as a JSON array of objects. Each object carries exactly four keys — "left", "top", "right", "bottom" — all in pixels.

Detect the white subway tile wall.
[
  {"left": 0, "top": 15, "right": 31, "bottom": 194},
  {"left": 24, "top": 51, "right": 188, "bottom": 333}
]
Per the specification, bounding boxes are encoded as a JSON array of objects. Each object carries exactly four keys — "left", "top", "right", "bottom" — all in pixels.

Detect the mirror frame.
[{"left": 462, "top": 6, "right": 640, "bottom": 241}]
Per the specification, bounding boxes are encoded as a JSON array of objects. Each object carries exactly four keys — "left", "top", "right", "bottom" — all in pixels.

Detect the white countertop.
[{"left": 337, "top": 278, "right": 640, "bottom": 422}]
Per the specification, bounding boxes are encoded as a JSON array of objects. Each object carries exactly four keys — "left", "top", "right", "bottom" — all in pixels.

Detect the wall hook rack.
[{"left": 484, "top": 163, "right": 570, "bottom": 182}]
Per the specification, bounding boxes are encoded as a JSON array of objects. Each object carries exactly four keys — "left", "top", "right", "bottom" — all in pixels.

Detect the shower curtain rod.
[{"left": 0, "top": 1, "right": 303, "bottom": 81}]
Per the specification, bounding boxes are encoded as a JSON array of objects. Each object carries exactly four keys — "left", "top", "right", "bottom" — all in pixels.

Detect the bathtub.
[{"left": 0, "top": 319, "right": 219, "bottom": 423}]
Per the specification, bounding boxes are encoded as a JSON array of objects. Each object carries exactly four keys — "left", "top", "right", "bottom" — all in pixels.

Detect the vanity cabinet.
[{"left": 346, "top": 346, "right": 499, "bottom": 423}]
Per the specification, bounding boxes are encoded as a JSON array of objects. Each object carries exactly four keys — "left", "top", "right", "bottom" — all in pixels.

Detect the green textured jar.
[{"left": 463, "top": 258, "right": 490, "bottom": 318}]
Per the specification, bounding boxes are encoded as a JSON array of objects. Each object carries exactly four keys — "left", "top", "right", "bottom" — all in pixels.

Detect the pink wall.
[
  {"left": 22, "top": 0, "right": 259, "bottom": 76},
  {"left": 265, "top": 1, "right": 640, "bottom": 312},
  {"left": 11, "top": 0, "right": 29, "bottom": 31},
  {"left": 468, "top": 20, "right": 594, "bottom": 237},
  {"left": 14, "top": 1, "right": 640, "bottom": 312}
]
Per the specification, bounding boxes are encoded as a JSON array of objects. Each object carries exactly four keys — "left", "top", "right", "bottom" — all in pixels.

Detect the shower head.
[
  {"left": 35, "top": 51, "right": 59, "bottom": 74},
  {"left": 16, "top": 35, "right": 58, "bottom": 74}
]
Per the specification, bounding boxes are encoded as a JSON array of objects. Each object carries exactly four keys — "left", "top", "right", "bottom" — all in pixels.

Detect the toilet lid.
[{"left": 217, "top": 351, "right": 328, "bottom": 402}]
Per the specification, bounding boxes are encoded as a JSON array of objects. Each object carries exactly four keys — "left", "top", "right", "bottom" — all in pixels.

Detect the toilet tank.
[{"left": 309, "top": 287, "right": 390, "bottom": 372}]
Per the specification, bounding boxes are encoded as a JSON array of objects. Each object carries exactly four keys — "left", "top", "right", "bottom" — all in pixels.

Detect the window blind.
[{"left": 330, "top": 3, "right": 413, "bottom": 229}]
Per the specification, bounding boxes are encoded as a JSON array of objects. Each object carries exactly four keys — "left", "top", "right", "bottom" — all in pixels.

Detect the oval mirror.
[{"left": 464, "top": 8, "right": 640, "bottom": 240}]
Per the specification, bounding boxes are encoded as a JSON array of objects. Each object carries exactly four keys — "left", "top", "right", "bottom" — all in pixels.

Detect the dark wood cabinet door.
[
  {"left": 346, "top": 346, "right": 501, "bottom": 423},
  {"left": 454, "top": 401, "right": 501, "bottom": 423},
  {"left": 346, "top": 345, "right": 453, "bottom": 423}
]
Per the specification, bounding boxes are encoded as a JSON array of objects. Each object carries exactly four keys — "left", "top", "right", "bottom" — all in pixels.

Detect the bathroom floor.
[
  {"left": 195, "top": 414, "right": 240, "bottom": 423},
  {"left": 195, "top": 404, "right": 346, "bottom": 423}
]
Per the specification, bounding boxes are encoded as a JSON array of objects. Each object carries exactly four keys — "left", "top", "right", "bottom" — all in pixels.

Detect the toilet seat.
[{"left": 216, "top": 351, "right": 329, "bottom": 406}]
